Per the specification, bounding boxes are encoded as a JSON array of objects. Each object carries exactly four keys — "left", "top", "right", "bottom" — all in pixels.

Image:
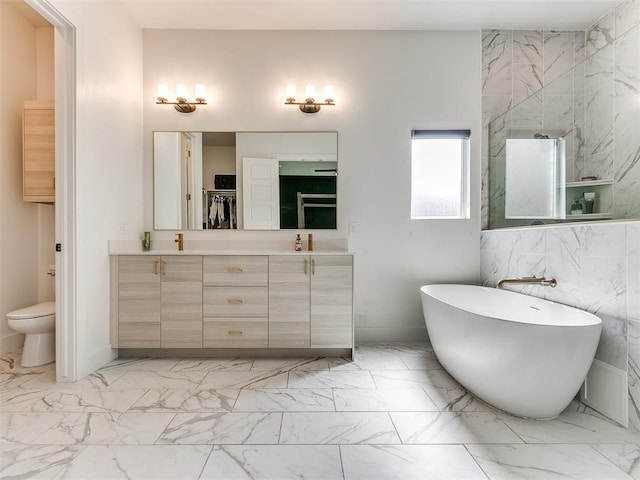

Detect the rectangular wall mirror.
[{"left": 153, "top": 131, "right": 338, "bottom": 231}]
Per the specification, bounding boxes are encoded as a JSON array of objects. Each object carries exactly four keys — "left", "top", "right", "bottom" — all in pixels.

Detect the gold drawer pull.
[
  {"left": 153, "top": 260, "right": 159, "bottom": 275},
  {"left": 228, "top": 330, "right": 243, "bottom": 336},
  {"left": 227, "top": 298, "right": 244, "bottom": 304},
  {"left": 227, "top": 267, "right": 244, "bottom": 273}
]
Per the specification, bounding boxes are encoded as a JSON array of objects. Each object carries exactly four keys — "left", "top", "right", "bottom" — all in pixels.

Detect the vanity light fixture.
[
  {"left": 285, "top": 84, "right": 335, "bottom": 114},
  {"left": 156, "top": 83, "right": 207, "bottom": 113}
]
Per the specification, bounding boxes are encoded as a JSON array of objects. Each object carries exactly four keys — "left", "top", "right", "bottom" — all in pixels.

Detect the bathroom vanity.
[{"left": 109, "top": 252, "right": 353, "bottom": 356}]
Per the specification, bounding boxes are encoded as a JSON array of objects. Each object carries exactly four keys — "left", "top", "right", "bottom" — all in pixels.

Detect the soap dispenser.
[{"left": 294, "top": 234, "right": 303, "bottom": 252}]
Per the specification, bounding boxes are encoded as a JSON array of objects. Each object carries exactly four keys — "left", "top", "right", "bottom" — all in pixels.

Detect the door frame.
[{"left": 26, "top": 0, "right": 77, "bottom": 381}]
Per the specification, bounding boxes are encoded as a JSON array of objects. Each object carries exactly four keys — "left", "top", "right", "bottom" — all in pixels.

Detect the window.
[{"left": 410, "top": 130, "right": 470, "bottom": 219}]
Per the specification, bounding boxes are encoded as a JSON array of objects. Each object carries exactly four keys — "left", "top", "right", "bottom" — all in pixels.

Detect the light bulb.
[
  {"left": 194, "top": 84, "right": 206, "bottom": 101},
  {"left": 176, "top": 83, "right": 188, "bottom": 101},
  {"left": 157, "top": 83, "right": 169, "bottom": 102},
  {"left": 304, "top": 84, "right": 316, "bottom": 100},
  {"left": 323, "top": 85, "right": 334, "bottom": 103},
  {"left": 285, "top": 84, "right": 297, "bottom": 101}
]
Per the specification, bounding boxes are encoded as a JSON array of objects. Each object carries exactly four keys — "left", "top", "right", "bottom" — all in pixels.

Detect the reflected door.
[{"left": 242, "top": 157, "right": 280, "bottom": 230}]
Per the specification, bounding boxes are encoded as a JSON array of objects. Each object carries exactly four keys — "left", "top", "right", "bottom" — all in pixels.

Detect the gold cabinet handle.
[
  {"left": 161, "top": 260, "right": 167, "bottom": 275},
  {"left": 227, "top": 267, "right": 243, "bottom": 273},
  {"left": 228, "top": 330, "right": 243, "bottom": 336},
  {"left": 304, "top": 259, "right": 308, "bottom": 275},
  {"left": 311, "top": 259, "right": 316, "bottom": 275},
  {"left": 227, "top": 298, "right": 244, "bottom": 304},
  {"left": 153, "top": 260, "right": 159, "bottom": 275}
]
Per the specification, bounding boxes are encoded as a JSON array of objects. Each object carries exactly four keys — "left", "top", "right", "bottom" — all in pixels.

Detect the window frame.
[{"left": 410, "top": 129, "right": 471, "bottom": 220}]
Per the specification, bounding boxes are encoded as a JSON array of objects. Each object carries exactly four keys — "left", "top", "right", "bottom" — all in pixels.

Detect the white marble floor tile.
[
  {"left": 199, "top": 370, "right": 288, "bottom": 389},
  {"left": 35, "top": 412, "right": 175, "bottom": 445},
  {"left": 419, "top": 369, "right": 498, "bottom": 412},
  {"left": 497, "top": 401, "right": 640, "bottom": 444},
  {"left": 60, "top": 445, "right": 211, "bottom": 480},
  {"left": 250, "top": 357, "right": 330, "bottom": 371},
  {"left": 233, "top": 388, "right": 335, "bottom": 412},
  {"left": 157, "top": 412, "right": 281, "bottom": 445},
  {"left": 170, "top": 357, "right": 254, "bottom": 372},
  {"left": 333, "top": 388, "right": 438, "bottom": 412},
  {"left": 399, "top": 351, "right": 445, "bottom": 370},
  {"left": 341, "top": 444, "right": 488, "bottom": 480},
  {"left": 130, "top": 388, "right": 238, "bottom": 412},
  {"left": 467, "top": 444, "right": 634, "bottom": 480},
  {"left": 0, "top": 443, "right": 85, "bottom": 480},
  {"left": 0, "top": 369, "right": 53, "bottom": 390},
  {"left": 3, "top": 388, "right": 147, "bottom": 413},
  {"left": 280, "top": 412, "right": 400, "bottom": 444},
  {"left": 17, "top": 368, "right": 126, "bottom": 391},
  {"left": 391, "top": 411, "right": 523, "bottom": 444},
  {"left": 97, "top": 357, "right": 180, "bottom": 372},
  {"left": 370, "top": 369, "right": 437, "bottom": 389},
  {"left": 0, "top": 413, "right": 69, "bottom": 444},
  {"left": 0, "top": 350, "right": 54, "bottom": 374},
  {"left": 592, "top": 444, "right": 640, "bottom": 480},
  {"left": 200, "top": 445, "right": 343, "bottom": 479},
  {"left": 287, "top": 370, "right": 376, "bottom": 389},
  {"left": 107, "top": 370, "right": 206, "bottom": 390}
]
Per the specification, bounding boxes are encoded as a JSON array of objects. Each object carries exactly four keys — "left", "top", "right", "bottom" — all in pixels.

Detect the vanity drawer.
[
  {"left": 203, "top": 317, "right": 268, "bottom": 347},
  {"left": 203, "top": 256, "right": 268, "bottom": 286},
  {"left": 203, "top": 286, "right": 268, "bottom": 317}
]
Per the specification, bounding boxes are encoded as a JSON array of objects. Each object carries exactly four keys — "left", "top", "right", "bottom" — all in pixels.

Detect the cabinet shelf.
[{"left": 566, "top": 179, "right": 614, "bottom": 188}]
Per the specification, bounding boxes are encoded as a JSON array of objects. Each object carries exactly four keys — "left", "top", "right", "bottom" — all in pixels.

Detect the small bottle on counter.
[
  {"left": 142, "top": 231, "right": 151, "bottom": 251},
  {"left": 294, "top": 234, "right": 303, "bottom": 252},
  {"left": 307, "top": 233, "right": 313, "bottom": 251}
]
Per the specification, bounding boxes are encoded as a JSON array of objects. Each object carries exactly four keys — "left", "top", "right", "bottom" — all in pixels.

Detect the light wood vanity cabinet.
[
  {"left": 23, "top": 101, "right": 55, "bottom": 203},
  {"left": 268, "top": 255, "right": 353, "bottom": 348},
  {"left": 111, "top": 253, "right": 353, "bottom": 352},
  {"left": 115, "top": 256, "right": 202, "bottom": 348},
  {"left": 160, "top": 257, "right": 203, "bottom": 348},
  {"left": 203, "top": 256, "right": 269, "bottom": 348}
]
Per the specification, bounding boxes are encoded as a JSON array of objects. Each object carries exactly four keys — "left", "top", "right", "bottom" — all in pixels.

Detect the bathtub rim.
[{"left": 420, "top": 283, "right": 602, "bottom": 328}]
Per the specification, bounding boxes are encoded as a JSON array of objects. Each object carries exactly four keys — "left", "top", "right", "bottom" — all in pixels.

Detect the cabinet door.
[
  {"left": 310, "top": 256, "right": 353, "bottom": 348},
  {"left": 23, "top": 102, "right": 55, "bottom": 202},
  {"left": 160, "top": 256, "right": 203, "bottom": 348},
  {"left": 118, "top": 256, "right": 161, "bottom": 348},
  {"left": 269, "top": 255, "right": 310, "bottom": 348}
]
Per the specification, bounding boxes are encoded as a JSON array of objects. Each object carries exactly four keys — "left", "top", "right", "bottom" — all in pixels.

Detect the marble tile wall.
[
  {"left": 482, "top": 28, "right": 585, "bottom": 229},
  {"left": 480, "top": 221, "right": 640, "bottom": 430},
  {"left": 483, "top": 0, "right": 640, "bottom": 228}
]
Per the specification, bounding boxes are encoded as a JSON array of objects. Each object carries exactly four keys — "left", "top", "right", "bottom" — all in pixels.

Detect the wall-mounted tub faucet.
[{"left": 497, "top": 276, "right": 557, "bottom": 289}]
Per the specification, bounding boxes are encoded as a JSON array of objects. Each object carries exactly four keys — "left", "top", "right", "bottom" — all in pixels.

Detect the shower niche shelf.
[{"left": 565, "top": 179, "right": 614, "bottom": 188}]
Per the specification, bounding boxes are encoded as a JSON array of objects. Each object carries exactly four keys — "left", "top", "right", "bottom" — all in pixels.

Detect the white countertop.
[
  {"left": 110, "top": 249, "right": 352, "bottom": 256},
  {"left": 109, "top": 238, "right": 351, "bottom": 256}
]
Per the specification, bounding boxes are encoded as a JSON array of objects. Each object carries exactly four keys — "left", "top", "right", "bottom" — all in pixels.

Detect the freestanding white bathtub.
[{"left": 420, "top": 284, "right": 602, "bottom": 419}]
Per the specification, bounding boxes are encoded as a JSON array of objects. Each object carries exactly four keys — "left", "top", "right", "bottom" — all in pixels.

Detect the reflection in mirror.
[
  {"left": 153, "top": 131, "right": 338, "bottom": 230},
  {"left": 487, "top": 56, "right": 639, "bottom": 229}
]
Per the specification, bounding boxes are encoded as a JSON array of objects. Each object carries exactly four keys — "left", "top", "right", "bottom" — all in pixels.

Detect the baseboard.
[
  {"left": 0, "top": 332, "right": 25, "bottom": 354},
  {"left": 355, "top": 325, "right": 429, "bottom": 343},
  {"left": 581, "top": 358, "right": 628, "bottom": 427}
]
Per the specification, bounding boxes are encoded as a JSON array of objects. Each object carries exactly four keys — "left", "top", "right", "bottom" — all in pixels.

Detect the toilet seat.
[{"left": 8, "top": 302, "right": 56, "bottom": 320}]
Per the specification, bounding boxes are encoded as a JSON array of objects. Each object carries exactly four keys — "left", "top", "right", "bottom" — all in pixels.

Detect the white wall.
[
  {"left": 49, "top": 0, "right": 144, "bottom": 377},
  {"left": 0, "top": 1, "right": 40, "bottom": 352},
  {"left": 143, "top": 30, "right": 482, "bottom": 340}
]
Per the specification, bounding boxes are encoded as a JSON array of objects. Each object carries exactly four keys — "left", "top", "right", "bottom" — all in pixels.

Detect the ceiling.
[{"left": 118, "top": 0, "right": 620, "bottom": 31}]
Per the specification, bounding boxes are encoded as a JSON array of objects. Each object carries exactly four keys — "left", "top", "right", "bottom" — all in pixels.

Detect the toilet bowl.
[{"left": 7, "top": 301, "right": 56, "bottom": 367}]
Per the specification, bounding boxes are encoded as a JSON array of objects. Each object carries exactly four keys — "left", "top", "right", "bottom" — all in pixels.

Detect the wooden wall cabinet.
[{"left": 23, "top": 101, "right": 55, "bottom": 203}]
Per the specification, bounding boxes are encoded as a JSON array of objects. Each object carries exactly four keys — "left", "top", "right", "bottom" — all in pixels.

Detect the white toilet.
[{"left": 7, "top": 265, "right": 56, "bottom": 367}]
